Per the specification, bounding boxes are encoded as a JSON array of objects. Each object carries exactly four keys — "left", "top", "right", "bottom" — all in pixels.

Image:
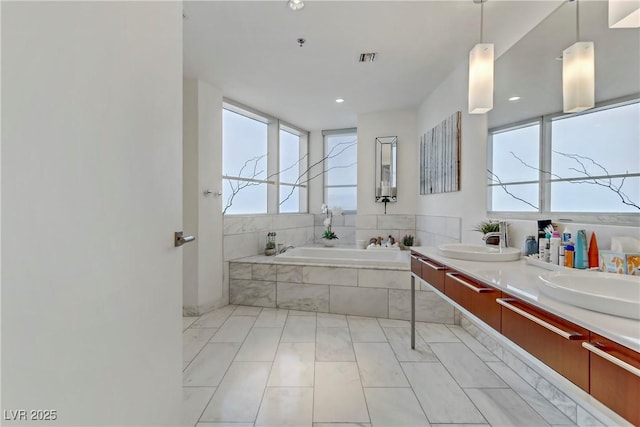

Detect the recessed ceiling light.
[
  {"left": 508, "top": 96, "right": 521, "bottom": 101},
  {"left": 288, "top": 0, "right": 304, "bottom": 11},
  {"left": 336, "top": 98, "right": 344, "bottom": 103}
]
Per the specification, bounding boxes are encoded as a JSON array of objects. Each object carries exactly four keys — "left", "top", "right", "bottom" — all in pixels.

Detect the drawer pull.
[
  {"left": 446, "top": 272, "right": 494, "bottom": 293},
  {"left": 419, "top": 259, "right": 446, "bottom": 271},
  {"left": 497, "top": 298, "right": 583, "bottom": 340},
  {"left": 582, "top": 342, "right": 640, "bottom": 377}
]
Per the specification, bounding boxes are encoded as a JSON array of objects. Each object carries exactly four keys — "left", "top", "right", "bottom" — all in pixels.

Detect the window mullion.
[
  {"left": 267, "top": 118, "right": 279, "bottom": 214},
  {"left": 540, "top": 116, "right": 552, "bottom": 212}
]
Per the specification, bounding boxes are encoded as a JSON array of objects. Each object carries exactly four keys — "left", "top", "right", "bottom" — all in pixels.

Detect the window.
[
  {"left": 324, "top": 129, "right": 357, "bottom": 211},
  {"left": 222, "top": 100, "right": 308, "bottom": 215},
  {"left": 550, "top": 102, "right": 639, "bottom": 213},
  {"left": 279, "top": 126, "right": 308, "bottom": 213},
  {"left": 222, "top": 107, "right": 268, "bottom": 215},
  {"left": 488, "top": 121, "right": 540, "bottom": 212},
  {"left": 488, "top": 99, "right": 639, "bottom": 217}
]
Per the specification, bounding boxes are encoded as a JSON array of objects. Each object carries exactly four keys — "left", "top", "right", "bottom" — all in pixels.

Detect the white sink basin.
[
  {"left": 538, "top": 271, "right": 640, "bottom": 320},
  {"left": 437, "top": 243, "right": 521, "bottom": 262}
]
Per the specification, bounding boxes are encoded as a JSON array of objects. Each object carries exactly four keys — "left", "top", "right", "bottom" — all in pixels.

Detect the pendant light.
[
  {"left": 609, "top": 0, "right": 640, "bottom": 28},
  {"left": 468, "top": 0, "right": 494, "bottom": 114},
  {"left": 563, "top": 0, "right": 595, "bottom": 113}
]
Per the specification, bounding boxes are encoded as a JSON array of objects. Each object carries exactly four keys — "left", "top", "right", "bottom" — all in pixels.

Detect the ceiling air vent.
[{"left": 358, "top": 52, "right": 377, "bottom": 63}]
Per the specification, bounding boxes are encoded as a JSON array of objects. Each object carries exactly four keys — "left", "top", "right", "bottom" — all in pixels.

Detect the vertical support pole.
[{"left": 411, "top": 274, "right": 416, "bottom": 349}]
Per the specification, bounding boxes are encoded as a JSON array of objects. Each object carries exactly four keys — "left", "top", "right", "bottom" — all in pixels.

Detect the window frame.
[
  {"left": 323, "top": 128, "right": 358, "bottom": 213},
  {"left": 487, "top": 96, "right": 640, "bottom": 226},
  {"left": 278, "top": 122, "right": 309, "bottom": 214},
  {"left": 222, "top": 98, "right": 309, "bottom": 215}
]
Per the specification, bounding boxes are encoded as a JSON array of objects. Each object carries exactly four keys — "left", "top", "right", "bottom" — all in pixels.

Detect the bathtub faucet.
[{"left": 279, "top": 245, "right": 295, "bottom": 254}]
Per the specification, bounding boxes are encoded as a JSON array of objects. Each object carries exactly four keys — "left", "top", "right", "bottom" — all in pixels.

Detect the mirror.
[
  {"left": 375, "top": 136, "right": 397, "bottom": 203},
  {"left": 489, "top": 0, "right": 640, "bottom": 129}
]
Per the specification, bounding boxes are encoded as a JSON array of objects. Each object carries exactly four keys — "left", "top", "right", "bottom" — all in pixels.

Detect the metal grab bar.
[
  {"left": 174, "top": 231, "right": 196, "bottom": 247},
  {"left": 497, "top": 298, "right": 583, "bottom": 340},
  {"left": 582, "top": 342, "right": 640, "bottom": 378},
  {"left": 446, "top": 272, "right": 494, "bottom": 293}
]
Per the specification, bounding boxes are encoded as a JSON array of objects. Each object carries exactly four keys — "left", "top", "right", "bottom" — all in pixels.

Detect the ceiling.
[{"left": 183, "top": 1, "right": 562, "bottom": 131}]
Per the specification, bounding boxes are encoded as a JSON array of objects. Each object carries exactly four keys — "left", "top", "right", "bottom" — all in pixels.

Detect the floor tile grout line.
[
  {"left": 185, "top": 306, "right": 572, "bottom": 427},
  {"left": 349, "top": 329, "right": 373, "bottom": 426},
  {"left": 195, "top": 310, "right": 257, "bottom": 424},
  {"left": 484, "top": 360, "right": 573, "bottom": 426}
]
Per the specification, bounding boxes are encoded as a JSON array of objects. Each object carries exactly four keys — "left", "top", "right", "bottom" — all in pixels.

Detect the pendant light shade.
[
  {"left": 468, "top": 0, "right": 493, "bottom": 114},
  {"left": 609, "top": 0, "right": 640, "bottom": 28},
  {"left": 468, "top": 43, "right": 494, "bottom": 114},
  {"left": 562, "top": 41, "right": 595, "bottom": 113}
]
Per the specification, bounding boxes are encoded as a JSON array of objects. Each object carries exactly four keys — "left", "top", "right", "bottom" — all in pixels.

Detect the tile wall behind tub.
[
  {"left": 355, "top": 214, "right": 417, "bottom": 247},
  {"left": 415, "top": 215, "right": 462, "bottom": 247},
  {"left": 223, "top": 214, "right": 315, "bottom": 304}
]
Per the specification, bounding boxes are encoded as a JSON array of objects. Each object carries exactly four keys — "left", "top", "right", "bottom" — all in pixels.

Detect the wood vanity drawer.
[
  {"left": 499, "top": 296, "right": 589, "bottom": 391},
  {"left": 410, "top": 253, "right": 447, "bottom": 292},
  {"left": 444, "top": 271, "right": 501, "bottom": 330},
  {"left": 586, "top": 333, "right": 640, "bottom": 426}
]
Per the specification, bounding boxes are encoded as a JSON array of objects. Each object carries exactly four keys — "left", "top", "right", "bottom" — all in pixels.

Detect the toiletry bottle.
[
  {"left": 588, "top": 232, "right": 599, "bottom": 269},
  {"left": 545, "top": 239, "right": 551, "bottom": 263},
  {"left": 562, "top": 227, "right": 572, "bottom": 244},
  {"left": 559, "top": 245, "right": 566, "bottom": 267},
  {"left": 574, "top": 230, "right": 588, "bottom": 269},
  {"left": 539, "top": 236, "right": 547, "bottom": 260},
  {"left": 565, "top": 244, "right": 574, "bottom": 268},
  {"left": 550, "top": 231, "right": 561, "bottom": 265},
  {"left": 524, "top": 236, "right": 538, "bottom": 256}
]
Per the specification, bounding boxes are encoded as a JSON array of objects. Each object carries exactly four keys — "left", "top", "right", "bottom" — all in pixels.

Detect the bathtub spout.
[{"left": 278, "top": 245, "right": 295, "bottom": 254}]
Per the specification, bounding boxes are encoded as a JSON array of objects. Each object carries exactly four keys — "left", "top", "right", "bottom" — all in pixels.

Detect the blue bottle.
[{"left": 574, "top": 230, "right": 588, "bottom": 269}]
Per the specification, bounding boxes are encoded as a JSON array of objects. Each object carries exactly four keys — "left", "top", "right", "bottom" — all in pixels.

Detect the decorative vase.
[{"left": 323, "top": 239, "right": 335, "bottom": 247}]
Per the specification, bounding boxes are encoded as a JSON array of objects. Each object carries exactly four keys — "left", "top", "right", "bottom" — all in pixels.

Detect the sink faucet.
[
  {"left": 483, "top": 221, "right": 508, "bottom": 248},
  {"left": 278, "top": 245, "right": 295, "bottom": 254}
]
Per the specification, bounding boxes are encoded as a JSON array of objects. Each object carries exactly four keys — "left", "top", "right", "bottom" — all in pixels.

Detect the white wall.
[
  {"left": 2, "top": 2, "right": 183, "bottom": 425},
  {"left": 357, "top": 109, "right": 418, "bottom": 216},
  {"left": 183, "top": 79, "right": 225, "bottom": 315},
  {"left": 417, "top": 64, "right": 488, "bottom": 243}
]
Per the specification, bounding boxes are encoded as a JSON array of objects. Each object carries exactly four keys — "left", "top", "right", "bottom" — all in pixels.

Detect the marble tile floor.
[{"left": 182, "top": 305, "right": 576, "bottom": 427}]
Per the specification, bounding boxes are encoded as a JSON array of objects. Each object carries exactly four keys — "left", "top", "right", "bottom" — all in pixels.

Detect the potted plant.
[
  {"left": 265, "top": 241, "right": 276, "bottom": 256},
  {"left": 322, "top": 229, "right": 339, "bottom": 247},
  {"left": 321, "top": 204, "right": 338, "bottom": 247},
  {"left": 402, "top": 234, "right": 414, "bottom": 249},
  {"left": 474, "top": 220, "right": 501, "bottom": 245}
]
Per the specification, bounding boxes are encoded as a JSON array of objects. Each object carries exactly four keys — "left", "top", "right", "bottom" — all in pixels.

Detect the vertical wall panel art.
[{"left": 420, "top": 111, "right": 461, "bottom": 194}]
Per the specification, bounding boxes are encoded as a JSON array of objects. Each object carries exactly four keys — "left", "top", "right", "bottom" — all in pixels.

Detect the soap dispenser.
[{"left": 574, "top": 230, "right": 588, "bottom": 269}]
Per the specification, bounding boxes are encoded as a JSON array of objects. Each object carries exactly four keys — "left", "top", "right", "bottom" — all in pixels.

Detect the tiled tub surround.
[
  {"left": 228, "top": 254, "right": 454, "bottom": 322},
  {"left": 411, "top": 246, "right": 639, "bottom": 426},
  {"left": 223, "top": 214, "right": 315, "bottom": 304}
]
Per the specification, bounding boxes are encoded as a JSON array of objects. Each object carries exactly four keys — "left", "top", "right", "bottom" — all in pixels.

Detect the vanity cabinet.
[
  {"left": 585, "top": 333, "right": 640, "bottom": 426},
  {"left": 498, "top": 296, "right": 590, "bottom": 392},
  {"left": 444, "top": 271, "right": 502, "bottom": 331},
  {"left": 410, "top": 252, "right": 447, "bottom": 292}
]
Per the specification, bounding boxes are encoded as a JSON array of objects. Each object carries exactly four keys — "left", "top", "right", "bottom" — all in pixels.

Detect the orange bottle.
[{"left": 588, "top": 232, "right": 599, "bottom": 269}]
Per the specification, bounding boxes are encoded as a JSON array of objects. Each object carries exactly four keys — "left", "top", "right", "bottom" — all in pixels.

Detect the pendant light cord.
[
  {"left": 576, "top": 0, "right": 580, "bottom": 41},
  {"left": 480, "top": 1, "right": 484, "bottom": 43}
]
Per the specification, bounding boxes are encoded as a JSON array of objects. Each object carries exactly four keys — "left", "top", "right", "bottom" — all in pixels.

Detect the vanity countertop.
[{"left": 410, "top": 246, "right": 640, "bottom": 353}]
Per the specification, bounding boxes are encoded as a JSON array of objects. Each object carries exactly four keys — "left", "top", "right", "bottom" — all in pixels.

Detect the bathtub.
[{"left": 274, "top": 246, "right": 409, "bottom": 269}]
